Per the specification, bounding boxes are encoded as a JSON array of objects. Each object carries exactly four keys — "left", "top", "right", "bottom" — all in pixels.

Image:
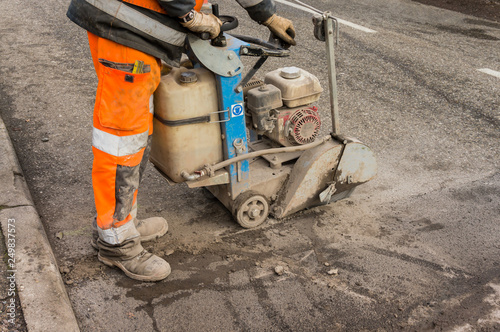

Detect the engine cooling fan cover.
[{"left": 286, "top": 107, "right": 321, "bottom": 145}]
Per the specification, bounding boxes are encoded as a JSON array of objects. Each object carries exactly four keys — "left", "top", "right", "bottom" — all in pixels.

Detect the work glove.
[
  {"left": 181, "top": 11, "right": 222, "bottom": 40},
  {"left": 262, "top": 14, "right": 296, "bottom": 46}
]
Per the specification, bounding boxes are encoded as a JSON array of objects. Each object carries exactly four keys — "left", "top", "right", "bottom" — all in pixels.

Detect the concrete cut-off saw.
[{"left": 150, "top": 5, "right": 377, "bottom": 228}]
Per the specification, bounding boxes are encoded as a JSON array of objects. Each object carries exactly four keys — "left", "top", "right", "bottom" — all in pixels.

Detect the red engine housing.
[{"left": 265, "top": 106, "right": 321, "bottom": 146}]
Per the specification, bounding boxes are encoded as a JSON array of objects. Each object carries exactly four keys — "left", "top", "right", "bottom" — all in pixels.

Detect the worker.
[{"left": 66, "top": 0, "right": 296, "bottom": 282}]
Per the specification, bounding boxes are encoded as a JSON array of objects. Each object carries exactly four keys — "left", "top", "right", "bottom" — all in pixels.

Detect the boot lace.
[{"left": 136, "top": 250, "right": 149, "bottom": 260}]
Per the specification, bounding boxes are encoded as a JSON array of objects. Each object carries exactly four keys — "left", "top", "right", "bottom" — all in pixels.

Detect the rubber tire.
[{"left": 233, "top": 192, "right": 269, "bottom": 228}]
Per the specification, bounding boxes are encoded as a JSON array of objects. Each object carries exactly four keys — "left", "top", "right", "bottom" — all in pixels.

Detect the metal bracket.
[
  {"left": 313, "top": 13, "right": 339, "bottom": 44},
  {"left": 187, "top": 34, "right": 244, "bottom": 77},
  {"left": 186, "top": 169, "right": 230, "bottom": 188},
  {"left": 312, "top": 15, "right": 326, "bottom": 42},
  {"left": 233, "top": 138, "right": 246, "bottom": 181},
  {"left": 209, "top": 109, "right": 231, "bottom": 124}
]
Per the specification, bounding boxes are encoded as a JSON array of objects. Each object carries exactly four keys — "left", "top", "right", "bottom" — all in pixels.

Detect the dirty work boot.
[
  {"left": 135, "top": 217, "right": 169, "bottom": 242},
  {"left": 97, "top": 220, "right": 171, "bottom": 282},
  {"left": 92, "top": 216, "right": 168, "bottom": 249},
  {"left": 98, "top": 250, "right": 171, "bottom": 282}
]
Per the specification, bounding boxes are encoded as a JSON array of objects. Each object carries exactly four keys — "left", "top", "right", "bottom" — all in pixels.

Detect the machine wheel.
[{"left": 234, "top": 193, "right": 269, "bottom": 228}]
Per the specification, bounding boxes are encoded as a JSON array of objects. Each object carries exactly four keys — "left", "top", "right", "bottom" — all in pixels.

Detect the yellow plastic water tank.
[{"left": 150, "top": 67, "right": 223, "bottom": 183}]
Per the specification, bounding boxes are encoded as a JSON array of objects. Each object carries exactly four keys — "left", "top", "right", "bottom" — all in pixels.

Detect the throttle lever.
[{"left": 267, "top": 33, "right": 291, "bottom": 50}]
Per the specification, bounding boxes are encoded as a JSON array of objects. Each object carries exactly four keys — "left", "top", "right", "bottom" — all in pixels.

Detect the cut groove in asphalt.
[
  {"left": 363, "top": 246, "right": 473, "bottom": 278},
  {"left": 274, "top": 0, "right": 378, "bottom": 33},
  {"left": 477, "top": 68, "right": 500, "bottom": 78}
]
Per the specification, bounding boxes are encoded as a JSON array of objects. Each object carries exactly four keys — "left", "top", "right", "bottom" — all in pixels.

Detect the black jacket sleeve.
[
  {"left": 157, "top": 0, "right": 196, "bottom": 17},
  {"left": 235, "top": 0, "right": 276, "bottom": 23}
]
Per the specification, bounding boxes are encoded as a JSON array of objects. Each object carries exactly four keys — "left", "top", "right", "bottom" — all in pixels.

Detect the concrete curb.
[{"left": 0, "top": 118, "right": 80, "bottom": 331}]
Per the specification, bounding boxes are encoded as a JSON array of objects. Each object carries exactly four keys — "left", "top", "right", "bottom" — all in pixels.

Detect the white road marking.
[
  {"left": 478, "top": 68, "right": 500, "bottom": 78},
  {"left": 335, "top": 18, "right": 377, "bottom": 33},
  {"left": 274, "top": 0, "right": 377, "bottom": 33}
]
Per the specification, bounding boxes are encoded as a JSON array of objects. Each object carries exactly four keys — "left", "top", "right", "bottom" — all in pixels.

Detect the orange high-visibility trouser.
[{"left": 88, "top": 32, "right": 161, "bottom": 231}]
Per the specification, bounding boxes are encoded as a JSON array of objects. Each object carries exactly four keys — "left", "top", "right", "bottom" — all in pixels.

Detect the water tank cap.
[{"left": 180, "top": 71, "right": 198, "bottom": 83}]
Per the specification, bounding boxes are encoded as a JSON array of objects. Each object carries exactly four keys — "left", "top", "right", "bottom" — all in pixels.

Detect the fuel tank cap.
[{"left": 280, "top": 67, "right": 301, "bottom": 79}]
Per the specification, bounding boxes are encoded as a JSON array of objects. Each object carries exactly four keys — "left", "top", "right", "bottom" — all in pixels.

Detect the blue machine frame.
[{"left": 215, "top": 37, "right": 250, "bottom": 199}]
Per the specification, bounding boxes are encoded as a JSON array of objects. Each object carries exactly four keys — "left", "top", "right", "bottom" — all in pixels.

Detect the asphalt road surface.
[{"left": 0, "top": 0, "right": 499, "bottom": 330}]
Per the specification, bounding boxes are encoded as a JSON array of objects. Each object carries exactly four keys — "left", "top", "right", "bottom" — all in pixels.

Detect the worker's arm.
[
  {"left": 157, "top": 0, "right": 222, "bottom": 39},
  {"left": 235, "top": 0, "right": 275, "bottom": 22},
  {"left": 235, "top": 0, "right": 296, "bottom": 46},
  {"left": 156, "top": 0, "right": 197, "bottom": 18}
]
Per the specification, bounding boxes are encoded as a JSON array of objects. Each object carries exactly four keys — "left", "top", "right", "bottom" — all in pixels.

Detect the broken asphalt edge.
[{"left": 0, "top": 118, "right": 80, "bottom": 331}]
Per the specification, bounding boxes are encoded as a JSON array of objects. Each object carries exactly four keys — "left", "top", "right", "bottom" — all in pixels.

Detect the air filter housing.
[{"left": 264, "top": 67, "right": 323, "bottom": 108}]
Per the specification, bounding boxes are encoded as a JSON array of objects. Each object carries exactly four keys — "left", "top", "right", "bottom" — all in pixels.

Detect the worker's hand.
[
  {"left": 262, "top": 14, "right": 296, "bottom": 46},
  {"left": 181, "top": 11, "right": 222, "bottom": 39}
]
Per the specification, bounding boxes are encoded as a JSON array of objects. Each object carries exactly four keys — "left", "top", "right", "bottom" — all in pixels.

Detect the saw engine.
[{"left": 245, "top": 66, "right": 323, "bottom": 147}]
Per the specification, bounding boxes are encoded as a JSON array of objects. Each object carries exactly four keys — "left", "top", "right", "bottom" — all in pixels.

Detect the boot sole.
[
  {"left": 91, "top": 222, "right": 169, "bottom": 250},
  {"left": 98, "top": 254, "right": 171, "bottom": 282}
]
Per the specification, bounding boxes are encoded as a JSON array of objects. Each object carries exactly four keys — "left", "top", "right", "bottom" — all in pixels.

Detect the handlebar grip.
[
  {"left": 198, "top": 16, "right": 238, "bottom": 41},
  {"left": 212, "top": 3, "right": 219, "bottom": 17}
]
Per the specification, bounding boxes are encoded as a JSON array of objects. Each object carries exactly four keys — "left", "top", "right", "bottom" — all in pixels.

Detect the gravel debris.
[{"left": 327, "top": 268, "right": 338, "bottom": 276}]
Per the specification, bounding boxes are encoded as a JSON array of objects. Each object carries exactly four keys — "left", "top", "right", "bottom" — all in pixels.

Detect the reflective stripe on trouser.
[{"left": 88, "top": 32, "right": 161, "bottom": 240}]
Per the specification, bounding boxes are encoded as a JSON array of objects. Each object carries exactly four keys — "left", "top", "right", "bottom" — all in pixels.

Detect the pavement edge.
[{"left": 0, "top": 118, "right": 80, "bottom": 331}]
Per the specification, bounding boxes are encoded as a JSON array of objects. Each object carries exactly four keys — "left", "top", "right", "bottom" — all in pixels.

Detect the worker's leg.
[
  {"left": 128, "top": 133, "right": 170, "bottom": 242},
  {"left": 88, "top": 32, "right": 169, "bottom": 281},
  {"left": 91, "top": 136, "right": 168, "bottom": 248}
]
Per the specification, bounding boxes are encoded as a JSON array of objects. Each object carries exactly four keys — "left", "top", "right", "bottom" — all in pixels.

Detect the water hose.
[{"left": 181, "top": 135, "right": 331, "bottom": 180}]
